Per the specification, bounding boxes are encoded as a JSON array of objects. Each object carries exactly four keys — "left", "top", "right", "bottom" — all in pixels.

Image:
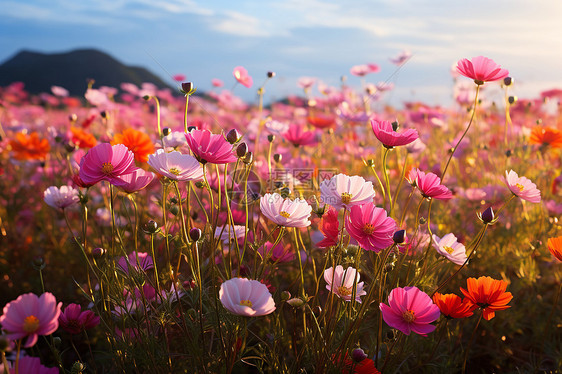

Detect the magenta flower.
[
  {"left": 390, "top": 50, "right": 412, "bottom": 66},
  {"left": 432, "top": 233, "right": 467, "bottom": 265},
  {"left": 345, "top": 202, "right": 396, "bottom": 252},
  {"left": 0, "top": 292, "right": 62, "bottom": 347},
  {"left": 350, "top": 63, "right": 380, "bottom": 77},
  {"left": 415, "top": 170, "right": 453, "bottom": 200},
  {"left": 283, "top": 124, "right": 317, "bottom": 147},
  {"left": 113, "top": 168, "right": 155, "bottom": 193},
  {"left": 147, "top": 149, "right": 204, "bottom": 181},
  {"left": 320, "top": 173, "right": 376, "bottom": 210},
  {"left": 258, "top": 242, "right": 295, "bottom": 263},
  {"left": 79, "top": 143, "right": 137, "bottom": 185},
  {"left": 43, "top": 185, "right": 80, "bottom": 209},
  {"left": 504, "top": 170, "right": 541, "bottom": 203},
  {"left": 379, "top": 286, "right": 440, "bottom": 336},
  {"left": 58, "top": 304, "right": 100, "bottom": 334},
  {"left": 371, "top": 119, "right": 419, "bottom": 148},
  {"left": 324, "top": 265, "right": 366, "bottom": 303},
  {"left": 456, "top": 56, "right": 509, "bottom": 85},
  {"left": 185, "top": 129, "right": 238, "bottom": 164},
  {"left": 6, "top": 356, "right": 59, "bottom": 374},
  {"left": 219, "top": 278, "right": 275, "bottom": 317},
  {"left": 118, "top": 252, "right": 154, "bottom": 274},
  {"left": 233, "top": 66, "right": 253, "bottom": 88},
  {"left": 260, "top": 193, "right": 312, "bottom": 228}
]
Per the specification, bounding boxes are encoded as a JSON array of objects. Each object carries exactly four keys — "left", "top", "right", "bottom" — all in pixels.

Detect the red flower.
[
  {"left": 432, "top": 292, "right": 475, "bottom": 319},
  {"left": 460, "top": 276, "right": 512, "bottom": 320},
  {"left": 316, "top": 206, "right": 339, "bottom": 248},
  {"left": 334, "top": 353, "right": 380, "bottom": 374}
]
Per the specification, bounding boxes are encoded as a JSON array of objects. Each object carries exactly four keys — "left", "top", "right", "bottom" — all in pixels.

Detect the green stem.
[{"left": 462, "top": 309, "right": 483, "bottom": 374}]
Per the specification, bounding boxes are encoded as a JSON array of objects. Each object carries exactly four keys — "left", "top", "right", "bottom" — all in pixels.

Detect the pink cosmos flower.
[
  {"left": 79, "top": 143, "right": 137, "bottom": 186},
  {"left": 118, "top": 252, "right": 154, "bottom": 274},
  {"left": 43, "top": 185, "right": 80, "bottom": 209},
  {"left": 316, "top": 206, "right": 340, "bottom": 248},
  {"left": 233, "top": 66, "right": 253, "bottom": 88},
  {"left": 219, "top": 278, "right": 275, "bottom": 317},
  {"left": 320, "top": 174, "right": 376, "bottom": 210},
  {"left": 283, "top": 124, "right": 317, "bottom": 147},
  {"left": 350, "top": 63, "right": 380, "bottom": 77},
  {"left": 0, "top": 292, "right": 62, "bottom": 347},
  {"left": 504, "top": 170, "right": 541, "bottom": 203},
  {"left": 456, "top": 56, "right": 509, "bottom": 85},
  {"left": 432, "top": 233, "right": 467, "bottom": 265},
  {"left": 260, "top": 193, "right": 312, "bottom": 228},
  {"left": 113, "top": 168, "right": 155, "bottom": 193},
  {"left": 173, "top": 74, "right": 186, "bottom": 82},
  {"left": 148, "top": 149, "right": 204, "bottom": 181},
  {"left": 371, "top": 119, "right": 419, "bottom": 148},
  {"left": 58, "top": 304, "right": 100, "bottom": 334},
  {"left": 212, "top": 78, "right": 224, "bottom": 87},
  {"left": 345, "top": 202, "right": 396, "bottom": 252},
  {"left": 185, "top": 129, "right": 238, "bottom": 164},
  {"left": 5, "top": 356, "right": 59, "bottom": 374},
  {"left": 258, "top": 242, "right": 295, "bottom": 263},
  {"left": 324, "top": 265, "right": 366, "bottom": 303},
  {"left": 297, "top": 77, "right": 316, "bottom": 90},
  {"left": 390, "top": 50, "right": 412, "bottom": 66},
  {"left": 415, "top": 170, "right": 453, "bottom": 200},
  {"left": 379, "top": 286, "right": 440, "bottom": 336}
]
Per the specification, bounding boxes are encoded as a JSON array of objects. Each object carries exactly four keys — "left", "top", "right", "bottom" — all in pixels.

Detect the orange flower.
[
  {"left": 529, "top": 126, "right": 562, "bottom": 148},
  {"left": 111, "top": 128, "right": 155, "bottom": 163},
  {"left": 70, "top": 127, "right": 97, "bottom": 149},
  {"left": 547, "top": 236, "right": 562, "bottom": 262},
  {"left": 460, "top": 276, "right": 512, "bottom": 320},
  {"left": 9, "top": 132, "right": 51, "bottom": 161},
  {"left": 432, "top": 292, "right": 475, "bottom": 319},
  {"left": 307, "top": 114, "right": 335, "bottom": 129}
]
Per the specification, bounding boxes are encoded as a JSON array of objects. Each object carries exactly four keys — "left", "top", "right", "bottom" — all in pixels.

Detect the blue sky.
[{"left": 2, "top": 0, "right": 562, "bottom": 106}]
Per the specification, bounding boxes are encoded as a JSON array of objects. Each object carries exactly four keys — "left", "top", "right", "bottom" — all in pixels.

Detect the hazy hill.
[{"left": 0, "top": 48, "right": 174, "bottom": 96}]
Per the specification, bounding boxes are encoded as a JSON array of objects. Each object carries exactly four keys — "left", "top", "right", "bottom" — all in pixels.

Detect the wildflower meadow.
[{"left": 1, "top": 55, "right": 561, "bottom": 373}]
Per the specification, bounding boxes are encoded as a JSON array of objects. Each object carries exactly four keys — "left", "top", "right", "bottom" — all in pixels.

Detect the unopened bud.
[
  {"left": 187, "top": 126, "right": 197, "bottom": 132},
  {"left": 505, "top": 149, "right": 512, "bottom": 157},
  {"left": 236, "top": 142, "right": 248, "bottom": 158},
  {"left": 243, "top": 151, "right": 253, "bottom": 164},
  {"left": 267, "top": 134, "right": 275, "bottom": 143},
  {"left": 280, "top": 290, "right": 291, "bottom": 301},
  {"left": 169, "top": 205, "right": 179, "bottom": 216},
  {"left": 352, "top": 348, "right": 368, "bottom": 363},
  {"left": 273, "top": 153, "right": 282, "bottom": 163},
  {"left": 226, "top": 129, "right": 241, "bottom": 144},
  {"left": 181, "top": 82, "right": 196, "bottom": 95},
  {"left": 71, "top": 361, "right": 86, "bottom": 374},
  {"left": 32, "top": 256, "right": 45, "bottom": 270},
  {"left": 508, "top": 96, "right": 517, "bottom": 105},
  {"left": 286, "top": 298, "right": 305, "bottom": 308},
  {"left": 91, "top": 247, "right": 106, "bottom": 258},
  {"left": 100, "top": 111, "right": 108, "bottom": 119},
  {"left": 478, "top": 206, "right": 495, "bottom": 224},
  {"left": 503, "top": 77, "right": 513, "bottom": 86},
  {"left": 64, "top": 141, "right": 77, "bottom": 153},
  {"left": 267, "top": 71, "right": 276, "bottom": 78},
  {"left": 142, "top": 95, "right": 150, "bottom": 101},
  {"left": 189, "top": 228, "right": 202, "bottom": 242},
  {"left": 142, "top": 220, "right": 159, "bottom": 234},
  {"left": 393, "top": 229, "right": 406, "bottom": 244},
  {"left": 280, "top": 187, "right": 291, "bottom": 198},
  {"left": 162, "top": 127, "right": 171, "bottom": 136}
]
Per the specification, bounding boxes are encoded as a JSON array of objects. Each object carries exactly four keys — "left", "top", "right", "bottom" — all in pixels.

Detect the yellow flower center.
[
  {"left": 443, "top": 246, "right": 455, "bottom": 254},
  {"left": 169, "top": 167, "right": 181, "bottom": 175},
  {"left": 102, "top": 162, "right": 114, "bottom": 175},
  {"left": 23, "top": 315, "right": 40, "bottom": 333},
  {"left": 336, "top": 285, "right": 352, "bottom": 296},
  {"left": 402, "top": 310, "right": 415, "bottom": 323},
  {"left": 240, "top": 299, "right": 253, "bottom": 307},
  {"left": 515, "top": 183, "right": 524, "bottom": 191},
  {"left": 363, "top": 223, "right": 375, "bottom": 235},
  {"left": 341, "top": 192, "right": 353, "bottom": 205},
  {"left": 280, "top": 211, "right": 291, "bottom": 218}
]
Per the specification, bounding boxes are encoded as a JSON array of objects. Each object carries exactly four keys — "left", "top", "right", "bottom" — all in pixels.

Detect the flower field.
[{"left": 0, "top": 56, "right": 561, "bottom": 373}]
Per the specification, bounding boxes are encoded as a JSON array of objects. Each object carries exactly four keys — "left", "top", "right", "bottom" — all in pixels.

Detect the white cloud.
[{"left": 210, "top": 11, "right": 269, "bottom": 37}]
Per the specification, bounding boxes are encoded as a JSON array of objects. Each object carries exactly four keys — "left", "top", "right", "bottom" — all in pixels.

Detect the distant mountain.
[{"left": 0, "top": 48, "right": 174, "bottom": 96}]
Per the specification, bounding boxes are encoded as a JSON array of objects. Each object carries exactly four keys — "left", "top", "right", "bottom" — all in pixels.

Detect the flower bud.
[
  {"left": 32, "top": 256, "right": 45, "bottom": 270},
  {"left": 267, "top": 71, "right": 276, "bottom": 78},
  {"left": 189, "top": 228, "right": 202, "bottom": 242},
  {"left": 391, "top": 121, "right": 399, "bottom": 131},
  {"left": 280, "top": 290, "right": 291, "bottom": 301},
  {"left": 181, "top": 82, "right": 196, "bottom": 95},
  {"left": 226, "top": 129, "right": 241, "bottom": 144},
  {"left": 508, "top": 96, "right": 517, "bottom": 105},
  {"left": 393, "top": 230, "right": 405, "bottom": 244},
  {"left": 286, "top": 297, "right": 305, "bottom": 308},
  {"left": 142, "top": 220, "right": 159, "bottom": 234},
  {"left": 100, "top": 110, "right": 108, "bottom": 119},
  {"left": 53, "top": 336, "right": 62, "bottom": 349},
  {"left": 273, "top": 153, "right": 282, "bottom": 163},
  {"left": 267, "top": 134, "right": 275, "bottom": 143},
  {"left": 64, "top": 141, "right": 77, "bottom": 153},
  {"left": 236, "top": 142, "right": 248, "bottom": 158},
  {"left": 280, "top": 187, "right": 291, "bottom": 198},
  {"left": 478, "top": 206, "right": 495, "bottom": 224},
  {"left": 187, "top": 125, "right": 197, "bottom": 132},
  {"left": 505, "top": 149, "right": 512, "bottom": 157},
  {"left": 169, "top": 205, "right": 179, "bottom": 216},
  {"left": 142, "top": 95, "right": 150, "bottom": 101},
  {"left": 503, "top": 77, "right": 513, "bottom": 86},
  {"left": 162, "top": 127, "right": 171, "bottom": 136},
  {"left": 69, "top": 113, "right": 78, "bottom": 123},
  {"left": 243, "top": 151, "right": 254, "bottom": 164},
  {"left": 352, "top": 348, "right": 368, "bottom": 363},
  {"left": 71, "top": 361, "right": 86, "bottom": 374},
  {"left": 91, "top": 247, "right": 106, "bottom": 258}
]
